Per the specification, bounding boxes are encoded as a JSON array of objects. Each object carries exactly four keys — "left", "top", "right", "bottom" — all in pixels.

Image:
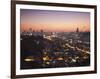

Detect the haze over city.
[{"left": 21, "top": 9, "right": 90, "bottom": 32}]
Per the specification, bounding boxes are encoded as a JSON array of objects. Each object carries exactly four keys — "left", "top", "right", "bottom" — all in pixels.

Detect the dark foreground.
[{"left": 21, "top": 32, "right": 90, "bottom": 69}]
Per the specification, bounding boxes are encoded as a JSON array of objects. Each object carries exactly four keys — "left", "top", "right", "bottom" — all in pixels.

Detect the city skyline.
[{"left": 21, "top": 9, "right": 90, "bottom": 32}]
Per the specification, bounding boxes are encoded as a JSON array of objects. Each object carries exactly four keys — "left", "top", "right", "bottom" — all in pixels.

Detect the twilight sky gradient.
[{"left": 20, "top": 9, "right": 90, "bottom": 32}]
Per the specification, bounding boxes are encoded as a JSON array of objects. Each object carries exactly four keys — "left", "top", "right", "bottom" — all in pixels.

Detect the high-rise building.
[{"left": 76, "top": 27, "right": 79, "bottom": 33}]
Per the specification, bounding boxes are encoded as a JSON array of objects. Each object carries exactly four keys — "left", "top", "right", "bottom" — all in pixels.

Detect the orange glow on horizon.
[
  {"left": 21, "top": 23, "right": 90, "bottom": 32},
  {"left": 21, "top": 9, "right": 90, "bottom": 32}
]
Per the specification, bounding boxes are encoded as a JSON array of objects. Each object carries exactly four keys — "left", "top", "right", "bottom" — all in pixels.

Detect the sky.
[{"left": 20, "top": 9, "right": 90, "bottom": 32}]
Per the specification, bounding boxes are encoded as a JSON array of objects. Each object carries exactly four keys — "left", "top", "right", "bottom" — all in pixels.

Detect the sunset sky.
[{"left": 20, "top": 9, "right": 90, "bottom": 32}]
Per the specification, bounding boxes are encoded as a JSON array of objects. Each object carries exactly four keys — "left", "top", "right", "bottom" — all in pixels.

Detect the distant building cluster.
[{"left": 20, "top": 27, "right": 90, "bottom": 69}]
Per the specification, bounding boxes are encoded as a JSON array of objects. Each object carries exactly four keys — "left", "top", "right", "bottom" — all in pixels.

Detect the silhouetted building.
[{"left": 76, "top": 27, "right": 79, "bottom": 33}]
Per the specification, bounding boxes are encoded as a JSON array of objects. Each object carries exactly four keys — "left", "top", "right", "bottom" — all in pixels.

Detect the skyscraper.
[{"left": 76, "top": 27, "right": 79, "bottom": 33}]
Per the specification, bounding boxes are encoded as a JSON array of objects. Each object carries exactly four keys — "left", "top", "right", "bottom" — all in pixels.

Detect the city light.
[{"left": 21, "top": 27, "right": 90, "bottom": 69}]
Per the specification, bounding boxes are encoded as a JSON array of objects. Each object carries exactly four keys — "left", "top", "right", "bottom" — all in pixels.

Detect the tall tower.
[{"left": 76, "top": 27, "right": 79, "bottom": 33}]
